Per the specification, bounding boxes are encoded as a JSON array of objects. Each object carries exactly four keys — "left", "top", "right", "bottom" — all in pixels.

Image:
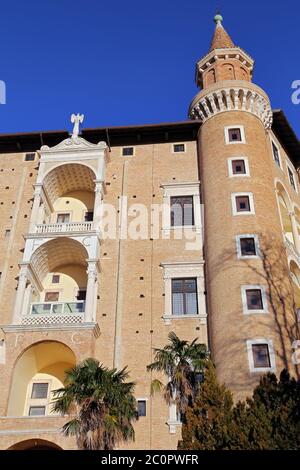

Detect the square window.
[
  {"left": 240, "top": 237, "right": 256, "bottom": 256},
  {"left": 29, "top": 406, "right": 46, "bottom": 416},
  {"left": 170, "top": 196, "right": 194, "bottom": 226},
  {"left": 246, "top": 289, "right": 263, "bottom": 310},
  {"left": 236, "top": 196, "right": 250, "bottom": 212},
  {"left": 272, "top": 143, "right": 280, "bottom": 167},
  {"left": 122, "top": 147, "right": 134, "bottom": 156},
  {"left": 57, "top": 213, "right": 70, "bottom": 224},
  {"left": 45, "top": 292, "right": 59, "bottom": 302},
  {"left": 24, "top": 153, "right": 35, "bottom": 162},
  {"left": 228, "top": 128, "right": 242, "bottom": 142},
  {"left": 232, "top": 159, "right": 246, "bottom": 175},
  {"left": 52, "top": 275, "right": 60, "bottom": 284},
  {"left": 31, "top": 383, "right": 49, "bottom": 399},
  {"left": 172, "top": 278, "right": 198, "bottom": 316},
  {"left": 84, "top": 211, "right": 94, "bottom": 222},
  {"left": 173, "top": 144, "right": 185, "bottom": 153},
  {"left": 137, "top": 400, "right": 146, "bottom": 417},
  {"left": 252, "top": 344, "right": 271, "bottom": 368},
  {"left": 76, "top": 289, "right": 86, "bottom": 301}
]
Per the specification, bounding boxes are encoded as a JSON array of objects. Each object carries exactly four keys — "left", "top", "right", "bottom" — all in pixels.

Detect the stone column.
[
  {"left": 93, "top": 182, "right": 103, "bottom": 231},
  {"left": 289, "top": 211, "right": 300, "bottom": 253},
  {"left": 12, "top": 265, "right": 29, "bottom": 324},
  {"left": 85, "top": 261, "right": 98, "bottom": 322},
  {"left": 29, "top": 184, "right": 42, "bottom": 232}
]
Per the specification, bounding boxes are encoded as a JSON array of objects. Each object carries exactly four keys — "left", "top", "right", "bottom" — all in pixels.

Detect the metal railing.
[{"left": 35, "top": 222, "right": 93, "bottom": 234}]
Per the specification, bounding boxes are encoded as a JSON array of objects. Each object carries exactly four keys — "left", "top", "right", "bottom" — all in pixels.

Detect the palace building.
[{"left": 0, "top": 15, "right": 299, "bottom": 450}]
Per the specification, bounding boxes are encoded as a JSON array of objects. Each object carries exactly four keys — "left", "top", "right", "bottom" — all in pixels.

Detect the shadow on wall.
[{"left": 207, "top": 232, "right": 300, "bottom": 398}]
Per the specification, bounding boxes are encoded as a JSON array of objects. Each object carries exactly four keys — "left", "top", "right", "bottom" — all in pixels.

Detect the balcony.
[
  {"left": 21, "top": 301, "right": 85, "bottom": 326},
  {"left": 34, "top": 221, "right": 94, "bottom": 234}
]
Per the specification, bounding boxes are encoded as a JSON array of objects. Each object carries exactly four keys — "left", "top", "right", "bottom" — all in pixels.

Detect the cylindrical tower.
[{"left": 189, "top": 15, "right": 298, "bottom": 399}]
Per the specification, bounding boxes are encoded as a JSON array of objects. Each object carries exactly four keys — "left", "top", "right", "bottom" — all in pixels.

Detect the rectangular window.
[
  {"left": 288, "top": 168, "right": 296, "bottom": 191},
  {"left": 76, "top": 289, "right": 86, "bottom": 301},
  {"left": 122, "top": 147, "right": 134, "bottom": 156},
  {"left": 252, "top": 344, "right": 271, "bottom": 368},
  {"left": 246, "top": 289, "right": 263, "bottom": 310},
  {"left": 232, "top": 159, "right": 246, "bottom": 175},
  {"left": 236, "top": 196, "right": 250, "bottom": 212},
  {"left": 228, "top": 128, "right": 242, "bottom": 142},
  {"left": 31, "top": 383, "right": 49, "bottom": 399},
  {"left": 173, "top": 144, "right": 185, "bottom": 153},
  {"left": 240, "top": 237, "right": 257, "bottom": 256},
  {"left": 272, "top": 142, "right": 280, "bottom": 167},
  {"left": 170, "top": 196, "right": 194, "bottom": 226},
  {"left": 57, "top": 213, "right": 70, "bottom": 224},
  {"left": 24, "top": 153, "right": 35, "bottom": 162},
  {"left": 52, "top": 275, "right": 60, "bottom": 284},
  {"left": 137, "top": 400, "right": 146, "bottom": 417},
  {"left": 29, "top": 406, "right": 46, "bottom": 416},
  {"left": 172, "top": 278, "right": 198, "bottom": 316},
  {"left": 44, "top": 292, "right": 59, "bottom": 302},
  {"left": 84, "top": 211, "right": 94, "bottom": 222}
]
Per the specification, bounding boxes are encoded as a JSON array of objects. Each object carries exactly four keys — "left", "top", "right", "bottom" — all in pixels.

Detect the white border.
[
  {"left": 228, "top": 156, "right": 250, "bottom": 178},
  {"left": 24, "top": 153, "right": 36, "bottom": 162},
  {"left": 172, "top": 143, "right": 186, "bottom": 154},
  {"left": 121, "top": 146, "right": 135, "bottom": 157},
  {"left": 286, "top": 162, "right": 298, "bottom": 193},
  {"left": 246, "top": 339, "right": 276, "bottom": 373},
  {"left": 160, "top": 182, "right": 201, "bottom": 233},
  {"left": 224, "top": 125, "right": 246, "bottom": 145},
  {"left": 236, "top": 234, "right": 260, "bottom": 259},
  {"left": 136, "top": 398, "right": 148, "bottom": 417},
  {"left": 231, "top": 192, "right": 255, "bottom": 216},
  {"left": 271, "top": 140, "right": 282, "bottom": 168},
  {"left": 160, "top": 261, "right": 207, "bottom": 324},
  {"left": 241, "top": 285, "right": 268, "bottom": 314}
]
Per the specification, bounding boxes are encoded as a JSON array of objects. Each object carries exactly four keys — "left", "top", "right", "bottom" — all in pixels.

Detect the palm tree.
[
  {"left": 52, "top": 358, "right": 138, "bottom": 450},
  {"left": 147, "top": 332, "right": 209, "bottom": 417}
]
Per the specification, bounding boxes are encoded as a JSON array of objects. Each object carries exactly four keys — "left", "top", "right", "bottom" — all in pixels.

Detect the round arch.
[
  {"left": 30, "top": 237, "right": 89, "bottom": 282},
  {"left": 8, "top": 438, "right": 63, "bottom": 450},
  {"left": 42, "top": 163, "right": 96, "bottom": 206},
  {"left": 7, "top": 340, "right": 76, "bottom": 417}
]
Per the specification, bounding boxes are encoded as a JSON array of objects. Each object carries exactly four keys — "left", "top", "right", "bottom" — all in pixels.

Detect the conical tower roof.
[{"left": 209, "top": 14, "right": 235, "bottom": 51}]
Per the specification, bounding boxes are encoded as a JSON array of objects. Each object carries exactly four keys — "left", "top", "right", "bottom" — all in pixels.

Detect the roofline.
[
  {"left": 0, "top": 121, "right": 201, "bottom": 153},
  {"left": 272, "top": 110, "right": 300, "bottom": 167}
]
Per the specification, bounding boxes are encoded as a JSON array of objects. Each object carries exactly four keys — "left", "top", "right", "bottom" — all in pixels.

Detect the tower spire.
[{"left": 209, "top": 13, "right": 235, "bottom": 51}]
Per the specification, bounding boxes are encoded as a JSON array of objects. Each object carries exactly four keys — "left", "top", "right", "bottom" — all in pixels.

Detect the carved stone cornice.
[{"left": 189, "top": 80, "right": 273, "bottom": 130}]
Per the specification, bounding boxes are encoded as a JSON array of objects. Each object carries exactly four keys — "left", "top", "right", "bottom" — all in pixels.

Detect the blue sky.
[{"left": 0, "top": 0, "right": 299, "bottom": 136}]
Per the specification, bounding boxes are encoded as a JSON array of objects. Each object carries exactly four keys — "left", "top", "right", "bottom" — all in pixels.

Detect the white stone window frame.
[
  {"left": 286, "top": 161, "right": 298, "bottom": 194},
  {"left": 224, "top": 125, "right": 246, "bottom": 145},
  {"left": 246, "top": 339, "right": 276, "bottom": 373},
  {"left": 136, "top": 397, "right": 148, "bottom": 417},
  {"left": 172, "top": 143, "right": 186, "bottom": 154},
  {"left": 25, "top": 379, "right": 52, "bottom": 417},
  {"left": 271, "top": 139, "right": 282, "bottom": 169},
  {"left": 160, "top": 261, "right": 207, "bottom": 325},
  {"left": 241, "top": 285, "right": 268, "bottom": 315},
  {"left": 121, "top": 146, "right": 135, "bottom": 157},
  {"left": 228, "top": 156, "right": 250, "bottom": 178},
  {"left": 236, "top": 234, "right": 260, "bottom": 259},
  {"left": 160, "top": 182, "right": 201, "bottom": 233},
  {"left": 231, "top": 192, "right": 255, "bottom": 216},
  {"left": 167, "top": 402, "right": 182, "bottom": 434}
]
